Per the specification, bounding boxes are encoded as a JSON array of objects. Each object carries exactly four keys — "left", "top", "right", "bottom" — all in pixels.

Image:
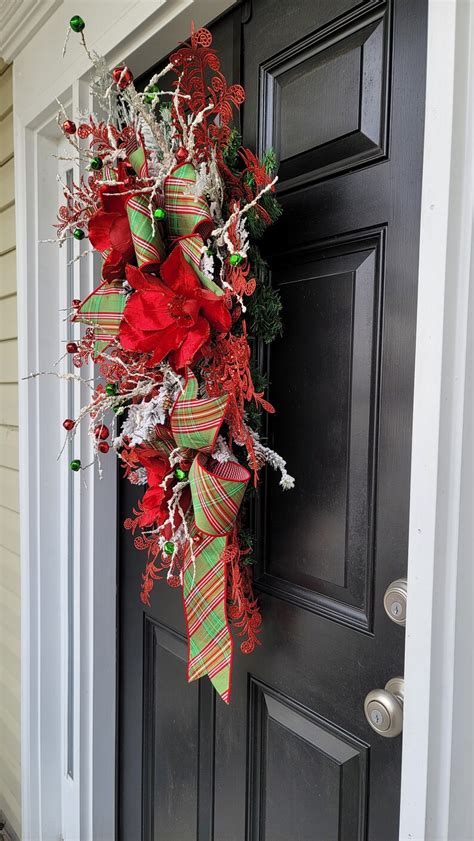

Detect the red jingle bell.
[
  {"left": 175, "top": 146, "right": 187, "bottom": 162},
  {"left": 94, "top": 424, "right": 109, "bottom": 440},
  {"left": 98, "top": 441, "right": 110, "bottom": 454},
  {"left": 72, "top": 298, "right": 81, "bottom": 308},
  {"left": 66, "top": 342, "right": 78, "bottom": 354},
  {"left": 63, "top": 418, "right": 75, "bottom": 431},
  {"left": 62, "top": 120, "right": 76, "bottom": 135},
  {"left": 112, "top": 65, "right": 133, "bottom": 89}
]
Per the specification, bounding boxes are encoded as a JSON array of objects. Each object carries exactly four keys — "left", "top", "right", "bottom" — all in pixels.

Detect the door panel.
[{"left": 118, "top": 1, "right": 427, "bottom": 839}]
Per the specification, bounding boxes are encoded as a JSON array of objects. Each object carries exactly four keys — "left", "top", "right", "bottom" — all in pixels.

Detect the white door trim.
[
  {"left": 400, "top": 1, "right": 473, "bottom": 839},
  {"left": 12, "top": 1, "right": 472, "bottom": 840}
]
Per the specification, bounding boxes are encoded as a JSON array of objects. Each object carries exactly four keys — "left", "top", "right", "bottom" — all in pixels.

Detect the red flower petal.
[
  {"left": 88, "top": 210, "right": 114, "bottom": 252},
  {"left": 172, "top": 316, "right": 210, "bottom": 369},
  {"left": 100, "top": 184, "right": 129, "bottom": 214},
  {"left": 160, "top": 246, "right": 201, "bottom": 296},
  {"left": 126, "top": 264, "right": 160, "bottom": 291},
  {"left": 109, "top": 214, "right": 133, "bottom": 255},
  {"left": 102, "top": 249, "right": 127, "bottom": 282},
  {"left": 198, "top": 290, "right": 231, "bottom": 333},
  {"left": 123, "top": 288, "right": 176, "bottom": 332},
  {"left": 149, "top": 324, "right": 187, "bottom": 365}
]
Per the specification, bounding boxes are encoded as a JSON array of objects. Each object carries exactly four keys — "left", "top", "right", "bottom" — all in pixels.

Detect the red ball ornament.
[
  {"left": 175, "top": 146, "right": 188, "bottom": 162},
  {"left": 98, "top": 441, "right": 110, "bottom": 454},
  {"left": 72, "top": 298, "right": 81, "bottom": 308},
  {"left": 94, "top": 424, "right": 109, "bottom": 440},
  {"left": 62, "top": 120, "right": 76, "bottom": 135},
  {"left": 66, "top": 342, "right": 78, "bottom": 353},
  {"left": 63, "top": 418, "right": 75, "bottom": 431},
  {"left": 112, "top": 65, "right": 133, "bottom": 89}
]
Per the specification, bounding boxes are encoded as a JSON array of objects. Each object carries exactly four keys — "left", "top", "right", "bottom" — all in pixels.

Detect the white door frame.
[{"left": 7, "top": 0, "right": 472, "bottom": 839}]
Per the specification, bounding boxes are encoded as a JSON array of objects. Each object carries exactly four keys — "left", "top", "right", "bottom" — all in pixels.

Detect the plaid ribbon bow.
[{"left": 169, "top": 370, "right": 250, "bottom": 703}]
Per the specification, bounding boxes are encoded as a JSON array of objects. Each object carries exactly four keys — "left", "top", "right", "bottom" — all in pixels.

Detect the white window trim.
[{"left": 9, "top": 1, "right": 473, "bottom": 840}]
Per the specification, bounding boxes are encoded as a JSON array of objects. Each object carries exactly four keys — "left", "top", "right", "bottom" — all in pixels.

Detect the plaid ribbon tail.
[
  {"left": 183, "top": 527, "right": 232, "bottom": 703},
  {"left": 172, "top": 370, "right": 250, "bottom": 702}
]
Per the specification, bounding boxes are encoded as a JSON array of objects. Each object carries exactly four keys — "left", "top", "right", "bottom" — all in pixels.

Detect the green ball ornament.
[
  {"left": 70, "top": 459, "right": 81, "bottom": 472},
  {"left": 163, "top": 541, "right": 175, "bottom": 555},
  {"left": 105, "top": 382, "right": 118, "bottom": 396},
  {"left": 174, "top": 467, "right": 188, "bottom": 481},
  {"left": 90, "top": 157, "right": 103, "bottom": 171},
  {"left": 69, "top": 15, "right": 85, "bottom": 33},
  {"left": 229, "top": 253, "right": 243, "bottom": 266},
  {"left": 153, "top": 207, "right": 166, "bottom": 221},
  {"left": 144, "top": 85, "right": 160, "bottom": 104},
  {"left": 73, "top": 228, "right": 85, "bottom": 240}
]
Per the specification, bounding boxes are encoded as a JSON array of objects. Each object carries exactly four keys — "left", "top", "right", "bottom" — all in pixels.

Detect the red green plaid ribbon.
[
  {"left": 125, "top": 135, "right": 148, "bottom": 180},
  {"left": 164, "top": 162, "right": 222, "bottom": 296},
  {"left": 171, "top": 370, "right": 250, "bottom": 702},
  {"left": 73, "top": 279, "right": 126, "bottom": 358},
  {"left": 126, "top": 194, "right": 166, "bottom": 271},
  {"left": 164, "top": 163, "right": 213, "bottom": 240}
]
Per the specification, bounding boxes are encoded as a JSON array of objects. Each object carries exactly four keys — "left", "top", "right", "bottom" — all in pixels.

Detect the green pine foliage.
[
  {"left": 222, "top": 127, "right": 242, "bottom": 171},
  {"left": 247, "top": 266, "right": 283, "bottom": 345}
]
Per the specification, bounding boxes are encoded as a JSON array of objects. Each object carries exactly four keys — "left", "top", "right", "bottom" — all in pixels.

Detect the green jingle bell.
[
  {"left": 153, "top": 207, "right": 166, "bottom": 221},
  {"left": 73, "top": 228, "right": 85, "bottom": 240},
  {"left": 105, "top": 382, "right": 118, "bottom": 396},
  {"left": 89, "top": 157, "right": 103, "bottom": 171},
  {"left": 174, "top": 467, "right": 188, "bottom": 481},
  {"left": 69, "top": 15, "right": 85, "bottom": 33},
  {"left": 70, "top": 458, "right": 81, "bottom": 471},
  {"left": 144, "top": 85, "right": 160, "bottom": 104},
  {"left": 229, "top": 253, "right": 243, "bottom": 266},
  {"left": 163, "top": 541, "right": 175, "bottom": 555}
]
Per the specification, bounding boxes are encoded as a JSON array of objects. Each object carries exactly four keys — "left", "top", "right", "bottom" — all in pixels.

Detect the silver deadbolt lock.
[
  {"left": 383, "top": 578, "right": 407, "bottom": 625},
  {"left": 364, "top": 677, "right": 404, "bottom": 737}
]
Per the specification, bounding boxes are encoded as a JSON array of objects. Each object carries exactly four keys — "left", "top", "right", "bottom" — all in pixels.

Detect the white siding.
[{"left": 0, "top": 58, "right": 21, "bottom": 839}]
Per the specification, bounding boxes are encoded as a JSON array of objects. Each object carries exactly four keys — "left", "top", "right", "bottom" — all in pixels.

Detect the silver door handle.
[{"left": 364, "top": 677, "right": 404, "bottom": 737}]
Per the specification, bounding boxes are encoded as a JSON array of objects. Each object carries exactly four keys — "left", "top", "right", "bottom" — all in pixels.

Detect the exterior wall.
[{"left": 0, "top": 59, "right": 21, "bottom": 839}]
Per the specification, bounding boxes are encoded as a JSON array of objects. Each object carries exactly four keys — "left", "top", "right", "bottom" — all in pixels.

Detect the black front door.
[{"left": 118, "top": 2, "right": 427, "bottom": 839}]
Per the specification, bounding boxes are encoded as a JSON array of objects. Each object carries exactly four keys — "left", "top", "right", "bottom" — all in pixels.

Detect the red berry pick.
[
  {"left": 62, "top": 120, "right": 76, "bottom": 135},
  {"left": 94, "top": 424, "right": 109, "bottom": 440},
  {"left": 112, "top": 65, "right": 133, "bottom": 89}
]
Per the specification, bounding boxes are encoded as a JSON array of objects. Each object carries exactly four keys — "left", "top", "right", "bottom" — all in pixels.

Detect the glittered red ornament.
[
  {"left": 63, "top": 418, "right": 75, "bottom": 431},
  {"left": 62, "top": 119, "right": 76, "bottom": 135},
  {"left": 112, "top": 65, "right": 133, "bottom": 89},
  {"left": 98, "top": 441, "right": 110, "bottom": 454},
  {"left": 175, "top": 146, "right": 187, "bottom": 162},
  {"left": 94, "top": 424, "right": 109, "bottom": 440},
  {"left": 66, "top": 342, "right": 78, "bottom": 353}
]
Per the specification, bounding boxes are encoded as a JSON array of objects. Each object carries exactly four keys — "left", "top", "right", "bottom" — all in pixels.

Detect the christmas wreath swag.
[{"left": 52, "top": 16, "right": 294, "bottom": 703}]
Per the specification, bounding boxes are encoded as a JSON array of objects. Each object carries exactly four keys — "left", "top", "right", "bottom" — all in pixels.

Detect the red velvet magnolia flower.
[
  {"left": 88, "top": 184, "right": 135, "bottom": 281},
  {"left": 119, "top": 247, "right": 231, "bottom": 368}
]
